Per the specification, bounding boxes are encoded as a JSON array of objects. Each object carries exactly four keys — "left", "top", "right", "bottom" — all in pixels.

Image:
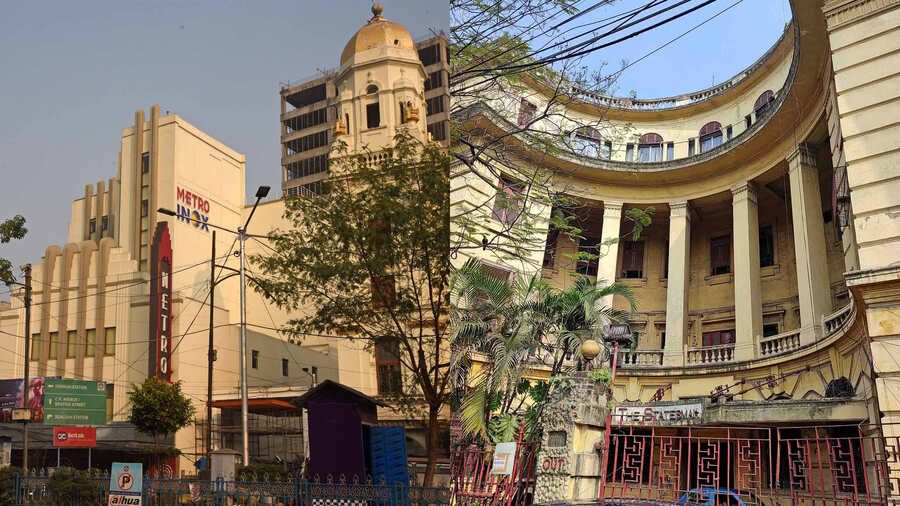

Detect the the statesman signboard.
[
  {"left": 149, "top": 222, "right": 173, "bottom": 382},
  {"left": 612, "top": 403, "right": 703, "bottom": 425}
]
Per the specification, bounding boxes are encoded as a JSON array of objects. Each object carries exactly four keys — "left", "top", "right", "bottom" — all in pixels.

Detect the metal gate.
[
  {"left": 450, "top": 427, "right": 538, "bottom": 506},
  {"left": 600, "top": 423, "right": 900, "bottom": 505}
]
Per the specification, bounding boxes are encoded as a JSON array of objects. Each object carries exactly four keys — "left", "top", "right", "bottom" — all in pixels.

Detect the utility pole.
[
  {"left": 207, "top": 230, "right": 216, "bottom": 464},
  {"left": 21, "top": 263, "right": 31, "bottom": 474},
  {"left": 238, "top": 226, "right": 249, "bottom": 466}
]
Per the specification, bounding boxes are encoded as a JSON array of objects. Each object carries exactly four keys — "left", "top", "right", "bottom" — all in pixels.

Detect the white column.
[
  {"left": 787, "top": 144, "right": 831, "bottom": 344},
  {"left": 732, "top": 182, "right": 762, "bottom": 360},
  {"left": 597, "top": 201, "right": 623, "bottom": 308},
  {"left": 664, "top": 201, "right": 691, "bottom": 367}
]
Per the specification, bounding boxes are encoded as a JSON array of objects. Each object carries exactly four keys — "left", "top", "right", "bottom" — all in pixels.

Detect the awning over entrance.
[{"left": 211, "top": 398, "right": 298, "bottom": 416}]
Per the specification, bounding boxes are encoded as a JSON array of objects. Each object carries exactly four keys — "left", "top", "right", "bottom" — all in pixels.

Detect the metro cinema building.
[
  {"left": 0, "top": 6, "right": 449, "bottom": 477},
  {"left": 452, "top": 0, "right": 900, "bottom": 501}
]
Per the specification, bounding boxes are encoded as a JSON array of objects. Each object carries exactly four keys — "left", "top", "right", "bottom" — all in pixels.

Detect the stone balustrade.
[
  {"left": 617, "top": 349, "right": 664, "bottom": 367},
  {"left": 759, "top": 329, "right": 802, "bottom": 357},
  {"left": 686, "top": 344, "right": 735, "bottom": 365}
]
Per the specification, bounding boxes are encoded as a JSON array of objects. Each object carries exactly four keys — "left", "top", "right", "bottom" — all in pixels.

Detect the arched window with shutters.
[
  {"left": 754, "top": 90, "right": 775, "bottom": 119},
  {"left": 699, "top": 122, "right": 723, "bottom": 152},
  {"left": 638, "top": 133, "right": 663, "bottom": 162},
  {"left": 365, "top": 85, "right": 380, "bottom": 129}
]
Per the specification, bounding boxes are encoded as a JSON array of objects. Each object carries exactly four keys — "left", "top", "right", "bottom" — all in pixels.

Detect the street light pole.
[
  {"left": 158, "top": 184, "right": 268, "bottom": 469},
  {"left": 238, "top": 225, "right": 249, "bottom": 466}
]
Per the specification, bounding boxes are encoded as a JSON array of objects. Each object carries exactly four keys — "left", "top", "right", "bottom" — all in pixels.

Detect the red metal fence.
[
  {"left": 450, "top": 431, "right": 538, "bottom": 506},
  {"left": 603, "top": 423, "right": 900, "bottom": 505}
]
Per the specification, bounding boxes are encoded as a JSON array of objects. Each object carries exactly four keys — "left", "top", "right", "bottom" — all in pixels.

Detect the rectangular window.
[
  {"left": 759, "top": 225, "right": 775, "bottom": 267},
  {"left": 426, "top": 96, "right": 444, "bottom": 116},
  {"left": 424, "top": 70, "right": 443, "bottom": 91},
  {"left": 726, "top": 125, "right": 733, "bottom": 141},
  {"left": 660, "top": 331, "right": 666, "bottom": 350},
  {"left": 700, "top": 132, "right": 723, "bottom": 152},
  {"left": 86, "top": 329, "right": 96, "bottom": 357},
  {"left": 710, "top": 236, "right": 731, "bottom": 275},
  {"left": 285, "top": 155, "right": 328, "bottom": 180},
  {"left": 376, "top": 340, "right": 402, "bottom": 395},
  {"left": 427, "top": 121, "right": 447, "bottom": 141},
  {"left": 517, "top": 98, "right": 536, "bottom": 127},
  {"left": 31, "top": 334, "right": 40, "bottom": 360},
  {"left": 141, "top": 200, "right": 148, "bottom": 218},
  {"left": 49, "top": 332, "right": 58, "bottom": 360},
  {"left": 282, "top": 359, "right": 289, "bottom": 377},
  {"left": 285, "top": 131, "right": 328, "bottom": 156},
  {"left": 141, "top": 152, "right": 150, "bottom": 173},
  {"left": 104, "top": 327, "right": 115, "bottom": 356},
  {"left": 663, "top": 240, "right": 669, "bottom": 278},
  {"left": 418, "top": 44, "right": 440, "bottom": 66},
  {"left": 543, "top": 229, "right": 560, "bottom": 269},
  {"left": 637, "top": 144, "right": 662, "bottom": 162},
  {"left": 366, "top": 102, "right": 380, "bottom": 128},
  {"left": 370, "top": 275, "right": 396, "bottom": 309},
  {"left": 101, "top": 215, "right": 109, "bottom": 232},
  {"left": 491, "top": 177, "right": 525, "bottom": 225},
  {"left": 573, "top": 132, "right": 604, "bottom": 158},
  {"left": 576, "top": 237, "right": 600, "bottom": 277},
  {"left": 621, "top": 241, "right": 644, "bottom": 279},
  {"left": 251, "top": 350, "right": 259, "bottom": 369},
  {"left": 625, "top": 144, "right": 634, "bottom": 161},
  {"left": 688, "top": 139, "right": 696, "bottom": 156},
  {"left": 67, "top": 330, "right": 76, "bottom": 358},
  {"left": 604, "top": 141, "right": 612, "bottom": 159},
  {"left": 745, "top": 115, "right": 752, "bottom": 128},
  {"left": 763, "top": 323, "right": 779, "bottom": 337},
  {"left": 702, "top": 330, "right": 736, "bottom": 347},
  {"left": 666, "top": 142, "right": 674, "bottom": 160},
  {"left": 89, "top": 218, "right": 97, "bottom": 233}
]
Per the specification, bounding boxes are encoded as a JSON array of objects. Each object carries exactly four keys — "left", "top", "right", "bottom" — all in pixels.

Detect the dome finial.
[{"left": 371, "top": 3, "right": 384, "bottom": 20}]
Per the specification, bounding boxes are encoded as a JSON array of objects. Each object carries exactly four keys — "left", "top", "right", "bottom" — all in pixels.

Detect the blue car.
[{"left": 678, "top": 487, "right": 768, "bottom": 506}]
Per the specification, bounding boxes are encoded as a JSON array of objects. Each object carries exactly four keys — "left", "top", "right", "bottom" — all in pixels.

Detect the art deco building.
[{"left": 452, "top": 0, "right": 900, "bottom": 499}]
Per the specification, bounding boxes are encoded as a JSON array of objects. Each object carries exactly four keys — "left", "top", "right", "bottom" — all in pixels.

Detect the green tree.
[
  {"left": 128, "top": 378, "right": 195, "bottom": 450},
  {"left": 0, "top": 215, "right": 27, "bottom": 285},
  {"left": 450, "top": 258, "right": 635, "bottom": 442},
  {"left": 251, "top": 132, "right": 450, "bottom": 486}
]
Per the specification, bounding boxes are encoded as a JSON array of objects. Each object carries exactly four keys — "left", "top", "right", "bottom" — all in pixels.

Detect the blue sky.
[
  {"left": 0, "top": 1, "right": 447, "bottom": 281},
  {"left": 1, "top": 0, "right": 788, "bottom": 282},
  {"left": 543, "top": 0, "right": 792, "bottom": 98}
]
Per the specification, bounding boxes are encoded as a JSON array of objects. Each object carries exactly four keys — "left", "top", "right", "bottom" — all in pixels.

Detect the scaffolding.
[{"left": 195, "top": 407, "right": 304, "bottom": 468}]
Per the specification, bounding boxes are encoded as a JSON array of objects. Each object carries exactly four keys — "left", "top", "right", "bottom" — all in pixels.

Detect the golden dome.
[{"left": 340, "top": 4, "right": 416, "bottom": 65}]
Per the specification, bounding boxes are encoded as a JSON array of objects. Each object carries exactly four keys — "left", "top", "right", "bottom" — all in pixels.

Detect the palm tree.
[{"left": 450, "top": 258, "right": 635, "bottom": 442}]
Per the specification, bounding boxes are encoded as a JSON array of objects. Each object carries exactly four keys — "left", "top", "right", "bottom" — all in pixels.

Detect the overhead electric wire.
[{"left": 452, "top": 0, "right": 724, "bottom": 96}]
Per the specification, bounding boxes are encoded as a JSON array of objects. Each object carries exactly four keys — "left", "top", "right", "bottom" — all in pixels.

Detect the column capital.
[
  {"left": 602, "top": 200, "right": 624, "bottom": 218},
  {"left": 731, "top": 182, "right": 758, "bottom": 205},
  {"left": 669, "top": 200, "right": 691, "bottom": 220},
  {"left": 787, "top": 143, "right": 818, "bottom": 171}
]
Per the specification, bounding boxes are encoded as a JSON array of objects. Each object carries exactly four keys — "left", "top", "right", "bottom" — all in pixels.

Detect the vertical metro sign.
[{"left": 149, "top": 222, "right": 173, "bottom": 382}]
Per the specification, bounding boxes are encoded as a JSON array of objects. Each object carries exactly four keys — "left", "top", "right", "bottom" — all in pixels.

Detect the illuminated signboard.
[
  {"left": 176, "top": 186, "right": 210, "bottom": 231},
  {"left": 149, "top": 222, "right": 173, "bottom": 382}
]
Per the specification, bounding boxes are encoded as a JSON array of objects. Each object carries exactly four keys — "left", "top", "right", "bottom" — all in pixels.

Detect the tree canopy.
[
  {"left": 128, "top": 378, "right": 195, "bottom": 447},
  {"left": 251, "top": 131, "right": 450, "bottom": 486},
  {"left": 0, "top": 215, "right": 27, "bottom": 285}
]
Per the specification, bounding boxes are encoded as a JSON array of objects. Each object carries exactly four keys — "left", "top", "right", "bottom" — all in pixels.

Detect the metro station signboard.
[
  {"left": 149, "top": 222, "right": 173, "bottom": 382},
  {"left": 44, "top": 379, "right": 107, "bottom": 426}
]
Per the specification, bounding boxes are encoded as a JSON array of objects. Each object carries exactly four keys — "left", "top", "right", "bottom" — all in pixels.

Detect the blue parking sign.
[{"left": 109, "top": 462, "right": 142, "bottom": 506}]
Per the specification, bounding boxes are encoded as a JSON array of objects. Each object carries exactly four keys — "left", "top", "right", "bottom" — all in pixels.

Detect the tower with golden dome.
[{"left": 279, "top": 4, "right": 448, "bottom": 197}]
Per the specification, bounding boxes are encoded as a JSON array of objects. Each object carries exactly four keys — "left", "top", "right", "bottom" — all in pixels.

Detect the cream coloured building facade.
[
  {"left": 452, "top": 0, "right": 899, "bottom": 449},
  {"left": 0, "top": 5, "right": 441, "bottom": 473}
]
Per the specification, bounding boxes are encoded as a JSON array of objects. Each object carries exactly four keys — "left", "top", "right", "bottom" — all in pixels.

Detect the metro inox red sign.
[{"left": 54, "top": 426, "right": 97, "bottom": 447}]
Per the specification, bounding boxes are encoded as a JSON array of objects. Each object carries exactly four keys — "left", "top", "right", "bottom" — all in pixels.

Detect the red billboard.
[
  {"left": 53, "top": 426, "right": 97, "bottom": 447},
  {"left": 149, "top": 222, "right": 173, "bottom": 382}
]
